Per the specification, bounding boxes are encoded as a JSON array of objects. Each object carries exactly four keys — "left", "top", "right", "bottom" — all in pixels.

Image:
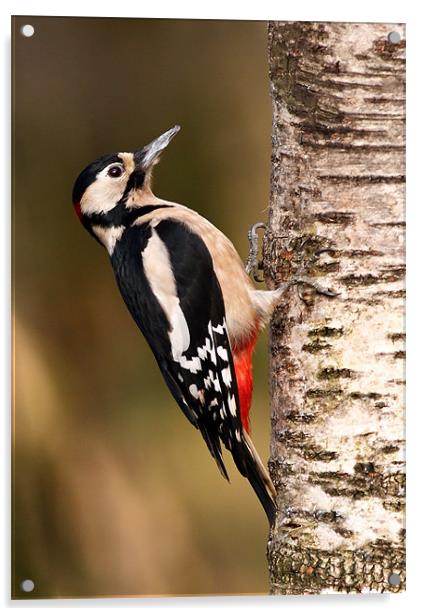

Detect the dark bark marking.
[
  {"left": 381, "top": 444, "right": 400, "bottom": 454},
  {"left": 388, "top": 333, "right": 405, "bottom": 342},
  {"left": 314, "top": 211, "right": 355, "bottom": 225},
  {"left": 308, "top": 326, "right": 344, "bottom": 338},
  {"left": 297, "top": 120, "right": 387, "bottom": 137},
  {"left": 275, "top": 429, "right": 338, "bottom": 462},
  {"left": 349, "top": 392, "right": 382, "bottom": 400},
  {"left": 302, "top": 342, "right": 332, "bottom": 354},
  {"left": 375, "top": 401, "right": 388, "bottom": 409},
  {"left": 306, "top": 388, "right": 344, "bottom": 399},
  {"left": 376, "top": 350, "right": 405, "bottom": 360},
  {"left": 339, "top": 249, "right": 385, "bottom": 258},
  {"left": 340, "top": 274, "right": 380, "bottom": 287},
  {"left": 370, "top": 221, "right": 405, "bottom": 227},
  {"left": 285, "top": 411, "right": 317, "bottom": 424},
  {"left": 340, "top": 265, "right": 404, "bottom": 287},
  {"left": 365, "top": 97, "right": 405, "bottom": 105},
  {"left": 317, "top": 174, "right": 405, "bottom": 184},
  {"left": 309, "top": 469, "right": 405, "bottom": 500},
  {"left": 376, "top": 289, "right": 405, "bottom": 299},
  {"left": 317, "top": 367, "right": 357, "bottom": 380},
  {"left": 303, "top": 140, "right": 404, "bottom": 152},
  {"left": 349, "top": 298, "right": 384, "bottom": 307}
]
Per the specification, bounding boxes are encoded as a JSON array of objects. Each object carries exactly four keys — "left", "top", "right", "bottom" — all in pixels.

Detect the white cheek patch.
[
  {"left": 80, "top": 153, "right": 135, "bottom": 216},
  {"left": 80, "top": 175, "right": 127, "bottom": 216}
]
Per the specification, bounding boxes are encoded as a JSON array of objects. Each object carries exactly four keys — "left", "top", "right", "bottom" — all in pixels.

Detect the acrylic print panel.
[{"left": 12, "top": 17, "right": 405, "bottom": 599}]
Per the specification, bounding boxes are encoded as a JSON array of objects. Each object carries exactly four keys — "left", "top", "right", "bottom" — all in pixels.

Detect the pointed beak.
[{"left": 135, "top": 125, "right": 181, "bottom": 169}]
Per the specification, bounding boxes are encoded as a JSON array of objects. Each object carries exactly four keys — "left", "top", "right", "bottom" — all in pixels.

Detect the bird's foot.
[
  {"left": 246, "top": 223, "right": 339, "bottom": 299},
  {"left": 245, "top": 222, "right": 266, "bottom": 282},
  {"left": 278, "top": 276, "right": 339, "bottom": 300}
]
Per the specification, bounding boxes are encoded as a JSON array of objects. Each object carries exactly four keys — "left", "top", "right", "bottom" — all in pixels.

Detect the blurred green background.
[{"left": 12, "top": 16, "right": 272, "bottom": 598}]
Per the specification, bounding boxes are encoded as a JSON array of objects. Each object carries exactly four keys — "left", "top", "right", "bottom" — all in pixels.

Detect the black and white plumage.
[{"left": 73, "top": 126, "right": 277, "bottom": 524}]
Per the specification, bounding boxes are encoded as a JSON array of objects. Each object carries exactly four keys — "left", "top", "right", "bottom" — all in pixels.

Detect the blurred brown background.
[{"left": 12, "top": 16, "right": 272, "bottom": 598}]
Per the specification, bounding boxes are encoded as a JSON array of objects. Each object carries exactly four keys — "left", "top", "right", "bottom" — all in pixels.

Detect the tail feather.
[
  {"left": 201, "top": 422, "right": 276, "bottom": 524},
  {"left": 244, "top": 456, "right": 276, "bottom": 526},
  {"left": 199, "top": 423, "right": 229, "bottom": 481},
  {"left": 233, "top": 430, "right": 276, "bottom": 526},
  {"left": 242, "top": 431, "right": 276, "bottom": 525}
]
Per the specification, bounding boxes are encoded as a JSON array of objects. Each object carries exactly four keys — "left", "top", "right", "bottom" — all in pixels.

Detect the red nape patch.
[
  {"left": 73, "top": 202, "right": 83, "bottom": 221},
  {"left": 233, "top": 333, "right": 257, "bottom": 433}
]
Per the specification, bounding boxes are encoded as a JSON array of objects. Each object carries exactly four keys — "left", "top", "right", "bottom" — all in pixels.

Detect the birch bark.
[{"left": 265, "top": 21, "right": 405, "bottom": 594}]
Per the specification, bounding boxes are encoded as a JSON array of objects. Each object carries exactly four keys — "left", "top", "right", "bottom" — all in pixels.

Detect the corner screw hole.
[
  {"left": 388, "top": 31, "right": 400, "bottom": 44},
  {"left": 20, "top": 24, "right": 35, "bottom": 38},
  {"left": 388, "top": 572, "right": 401, "bottom": 586},
  {"left": 20, "top": 579, "right": 35, "bottom": 593}
]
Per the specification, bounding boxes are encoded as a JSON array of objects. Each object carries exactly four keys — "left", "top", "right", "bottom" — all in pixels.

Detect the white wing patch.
[
  {"left": 217, "top": 346, "right": 229, "bottom": 361},
  {"left": 221, "top": 367, "right": 232, "bottom": 387},
  {"left": 189, "top": 384, "right": 199, "bottom": 398},
  {"left": 172, "top": 315, "right": 240, "bottom": 445},
  {"left": 177, "top": 324, "right": 218, "bottom": 374},
  {"left": 228, "top": 394, "right": 237, "bottom": 417},
  {"left": 142, "top": 228, "right": 190, "bottom": 359},
  {"left": 179, "top": 355, "right": 202, "bottom": 373}
]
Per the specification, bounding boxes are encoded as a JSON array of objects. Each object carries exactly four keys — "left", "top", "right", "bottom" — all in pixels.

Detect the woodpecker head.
[{"left": 72, "top": 125, "right": 180, "bottom": 231}]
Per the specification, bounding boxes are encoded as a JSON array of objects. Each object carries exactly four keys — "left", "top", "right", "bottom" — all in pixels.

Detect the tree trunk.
[{"left": 265, "top": 22, "right": 405, "bottom": 594}]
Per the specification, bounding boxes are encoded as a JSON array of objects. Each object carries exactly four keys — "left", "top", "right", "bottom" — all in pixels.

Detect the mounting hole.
[
  {"left": 20, "top": 24, "right": 35, "bottom": 38},
  {"left": 20, "top": 579, "right": 35, "bottom": 593},
  {"left": 387, "top": 31, "right": 400, "bottom": 44},
  {"left": 388, "top": 572, "right": 401, "bottom": 586}
]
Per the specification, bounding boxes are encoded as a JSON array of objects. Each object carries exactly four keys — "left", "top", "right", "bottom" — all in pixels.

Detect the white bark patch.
[
  {"left": 294, "top": 484, "right": 404, "bottom": 551},
  {"left": 344, "top": 499, "right": 403, "bottom": 545}
]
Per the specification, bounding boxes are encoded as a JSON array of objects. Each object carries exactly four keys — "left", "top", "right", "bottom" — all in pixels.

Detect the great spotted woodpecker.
[{"left": 72, "top": 126, "right": 290, "bottom": 525}]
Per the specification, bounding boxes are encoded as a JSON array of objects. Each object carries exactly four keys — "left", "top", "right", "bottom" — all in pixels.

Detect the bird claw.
[
  {"left": 246, "top": 224, "right": 340, "bottom": 299},
  {"left": 277, "top": 276, "right": 340, "bottom": 301},
  {"left": 245, "top": 222, "right": 267, "bottom": 281},
  {"left": 294, "top": 278, "right": 340, "bottom": 298}
]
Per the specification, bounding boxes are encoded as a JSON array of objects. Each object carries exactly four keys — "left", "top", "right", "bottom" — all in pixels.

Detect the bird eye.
[{"left": 107, "top": 164, "right": 124, "bottom": 178}]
